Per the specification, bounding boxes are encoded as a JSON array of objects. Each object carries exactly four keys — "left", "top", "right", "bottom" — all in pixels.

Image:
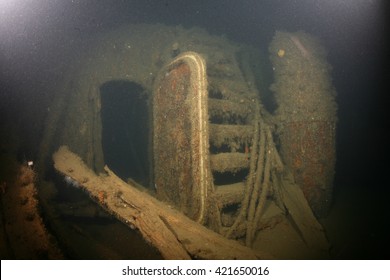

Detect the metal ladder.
[{"left": 153, "top": 50, "right": 260, "bottom": 232}]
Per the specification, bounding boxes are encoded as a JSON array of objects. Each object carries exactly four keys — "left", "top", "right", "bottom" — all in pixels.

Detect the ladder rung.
[
  {"left": 209, "top": 124, "right": 253, "bottom": 148},
  {"left": 208, "top": 98, "right": 250, "bottom": 119},
  {"left": 213, "top": 182, "right": 245, "bottom": 207},
  {"left": 210, "top": 153, "right": 249, "bottom": 173}
]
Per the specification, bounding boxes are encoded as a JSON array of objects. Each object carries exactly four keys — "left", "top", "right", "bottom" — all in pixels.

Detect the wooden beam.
[
  {"left": 278, "top": 174, "right": 329, "bottom": 253},
  {"left": 53, "top": 146, "right": 272, "bottom": 259}
]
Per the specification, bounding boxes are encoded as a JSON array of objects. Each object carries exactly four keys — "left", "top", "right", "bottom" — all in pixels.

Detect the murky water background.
[{"left": 0, "top": 0, "right": 387, "bottom": 259}]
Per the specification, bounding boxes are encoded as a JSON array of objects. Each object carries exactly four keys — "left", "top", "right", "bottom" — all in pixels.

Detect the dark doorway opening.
[{"left": 100, "top": 81, "right": 150, "bottom": 187}]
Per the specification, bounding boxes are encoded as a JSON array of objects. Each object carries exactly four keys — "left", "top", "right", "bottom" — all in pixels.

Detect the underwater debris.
[{"left": 0, "top": 163, "right": 63, "bottom": 258}]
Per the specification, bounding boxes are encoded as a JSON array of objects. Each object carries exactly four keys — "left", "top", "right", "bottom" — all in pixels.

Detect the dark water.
[
  {"left": 101, "top": 81, "right": 150, "bottom": 185},
  {"left": 0, "top": 0, "right": 388, "bottom": 259}
]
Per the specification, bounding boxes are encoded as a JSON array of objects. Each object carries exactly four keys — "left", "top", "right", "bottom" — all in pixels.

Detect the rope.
[
  {"left": 245, "top": 119, "right": 266, "bottom": 245},
  {"left": 224, "top": 103, "right": 260, "bottom": 239},
  {"left": 246, "top": 126, "right": 273, "bottom": 246},
  {"left": 223, "top": 100, "right": 284, "bottom": 247}
]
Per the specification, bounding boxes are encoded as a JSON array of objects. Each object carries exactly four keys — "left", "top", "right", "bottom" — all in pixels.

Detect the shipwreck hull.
[
  {"left": 34, "top": 25, "right": 336, "bottom": 258},
  {"left": 269, "top": 31, "right": 338, "bottom": 217}
]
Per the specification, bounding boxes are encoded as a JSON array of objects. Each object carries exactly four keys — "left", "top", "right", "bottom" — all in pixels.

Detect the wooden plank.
[
  {"left": 53, "top": 146, "right": 272, "bottom": 259},
  {"left": 279, "top": 174, "right": 329, "bottom": 253}
]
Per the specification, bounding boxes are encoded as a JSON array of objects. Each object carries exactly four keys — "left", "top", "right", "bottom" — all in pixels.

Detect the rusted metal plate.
[
  {"left": 153, "top": 52, "right": 212, "bottom": 223},
  {"left": 280, "top": 121, "right": 336, "bottom": 216}
]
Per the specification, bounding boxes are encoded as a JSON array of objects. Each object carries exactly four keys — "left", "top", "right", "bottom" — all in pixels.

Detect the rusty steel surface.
[
  {"left": 280, "top": 120, "right": 336, "bottom": 216},
  {"left": 153, "top": 52, "right": 212, "bottom": 223}
]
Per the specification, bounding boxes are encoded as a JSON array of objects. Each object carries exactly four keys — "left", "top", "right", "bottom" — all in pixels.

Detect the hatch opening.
[{"left": 100, "top": 80, "right": 150, "bottom": 187}]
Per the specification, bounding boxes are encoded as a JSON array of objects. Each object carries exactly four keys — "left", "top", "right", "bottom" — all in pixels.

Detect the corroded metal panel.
[
  {"left": 153, "top": 52, "right": 212, "bottom": 223},
  {"left": 280, "top": 121, "right": 336, "bottom": 216},
  {"left": 269, "top": 31, "right": 338, "bottom": 217}
]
